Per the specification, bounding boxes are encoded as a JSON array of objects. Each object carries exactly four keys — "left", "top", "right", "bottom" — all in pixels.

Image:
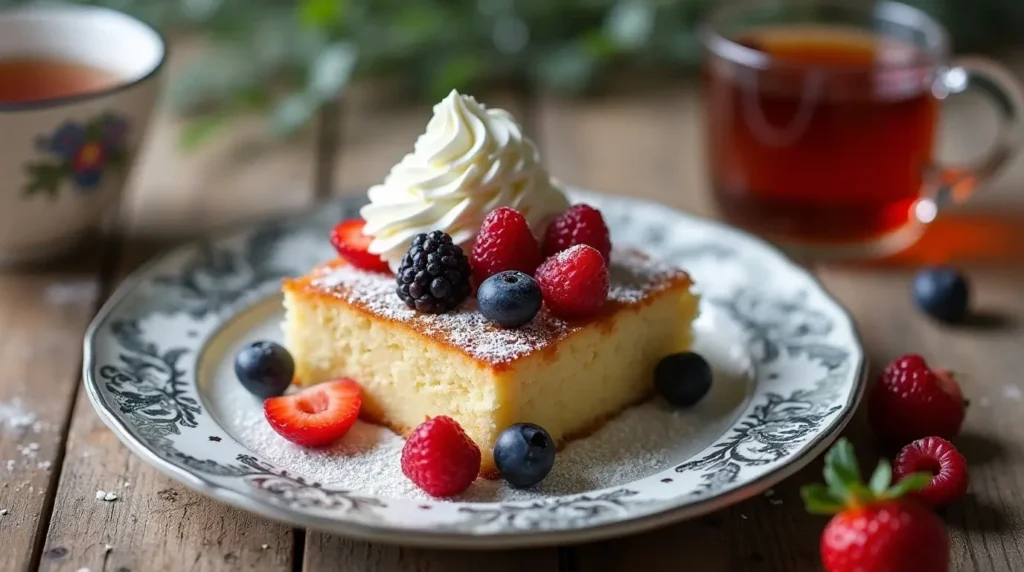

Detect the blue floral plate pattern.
[{"left": 83, "top": 190, "right": 866, "bottom": 548}]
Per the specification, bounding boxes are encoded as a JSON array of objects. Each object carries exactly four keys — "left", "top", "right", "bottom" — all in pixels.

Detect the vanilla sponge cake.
[{"left": 282, "top": 249, "right": 699, "bottom": 475}]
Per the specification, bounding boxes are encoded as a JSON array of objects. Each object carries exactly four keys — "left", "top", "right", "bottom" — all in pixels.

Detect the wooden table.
[{"left": 4, "top": 44, "right": 1024, "bottom": 572}]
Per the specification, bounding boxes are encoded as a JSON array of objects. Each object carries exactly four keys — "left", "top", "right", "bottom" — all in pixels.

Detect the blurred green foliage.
[{"left": 3, "top": 0, "right": 1021, "bottom": 145}]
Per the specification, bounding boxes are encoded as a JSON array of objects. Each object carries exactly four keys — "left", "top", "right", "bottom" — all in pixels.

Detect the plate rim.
[{"left": 82, "top": 190, "right": 868, "bottom": 549}]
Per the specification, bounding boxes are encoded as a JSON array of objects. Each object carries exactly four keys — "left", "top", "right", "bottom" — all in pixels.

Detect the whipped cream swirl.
[{"left": 360, "top": 90, "right": 570, "bottom": 272}]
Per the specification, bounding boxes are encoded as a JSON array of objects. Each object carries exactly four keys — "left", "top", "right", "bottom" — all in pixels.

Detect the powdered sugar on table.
[{"left": 305, "top": 248, "right": 691, "bottom": 364}]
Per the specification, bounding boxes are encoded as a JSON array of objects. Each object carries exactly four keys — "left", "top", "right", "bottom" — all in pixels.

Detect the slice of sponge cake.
[{"left": 282, "top": 248, "right": 699, "bottom": 475}]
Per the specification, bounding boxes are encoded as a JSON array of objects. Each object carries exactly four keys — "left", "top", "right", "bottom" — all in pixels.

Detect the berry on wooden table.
[
  {"left": 401, "top": 416, "right": 481, "bottom": 497},
  {"left": 329, "top": 218, "right": 391, "bottom": 273},
  {"left": 534, "top": 244, "right": 609, "bottom": 319},
  {"left": 235, "top": 341, "right": 294, "bottom": 399},
  {"left": 542, "top": 203, "right": 612, "bottom": 260},
  {"left": 801, "top": 438, "right": 948, "bottom": 572},
  {"left": 868, "top": 354, "right": 965, "bottom": 443},
  {"left": 894, "top": 436, "right": 969, "bottom": 508},
  {"left": 396, "top": 231, "right": 472, "bottom": 313},
  {"left": 913, "top": 266, "right": 969, "bottom": 323},
  {"left": 477, "top": 271, "right": 543, "bottom": 328},
  {"left": 654, "top": 352, "right": 713, "bottom": 407},
  {"left": 263, "top": 379, "right": 361, "bottom": 447},
  {"left": 470, "top": 207, "right": 543, "bottom": 284},
  {"left": 493, "top": 423, "right": 556, "bottom": 488}
]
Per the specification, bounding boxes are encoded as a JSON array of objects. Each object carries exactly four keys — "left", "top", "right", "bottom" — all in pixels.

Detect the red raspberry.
[
  {"left": 542, "top": 203, "right": 612, "bottom": 260},
  {"left": 534, "top": 244, "right": 609, "bottom": 319},
  {"left": 401, "top": 415, "right": 481, "bottom": 497},
  {"left": 894, "top": 437, "right": 969, "bottom": 507},
  {"left": 471, "top": 207, "right": 543, "bottom": 284},
  {"left": 868, "top": 354, "right": 965, "bottom": 443}
]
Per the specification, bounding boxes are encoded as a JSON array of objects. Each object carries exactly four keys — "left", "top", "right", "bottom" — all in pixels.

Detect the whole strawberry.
[
  {"left": 869, "top": 354, "right": 965, "bottom": 442},
  {"left": 543, "top": 203, "right": 612, "bottom": 260},
  {"left": 401, "top": 415, "right": 481, "bottom": 497},
  {"left": 471, "top": 207, "right": 543, "bottom": 285},
  {"left": 802, "top": 438, "right": 948, "bottom": 572}
]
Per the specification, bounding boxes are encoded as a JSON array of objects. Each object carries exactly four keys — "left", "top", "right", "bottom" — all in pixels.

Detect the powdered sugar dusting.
[
  {"left": 306, "top": 248, "right": 690, "bottom": 364},
  {"left": 226, "top": 398, "right": 699, "bottom": 502},
  {"left": 0, "top": 398, "right": 39, "bottom": 431}
]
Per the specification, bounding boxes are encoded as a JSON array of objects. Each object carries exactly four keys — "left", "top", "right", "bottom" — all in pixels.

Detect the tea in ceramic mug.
[
  {"left": 0, "top": 5, "right": 164, "bottom": 266},
  {"left": 0, "top": 57, "right": 122, "bottom": 104},
  {"left": 701, "top": 1, "right": 1024, "bottom": 258}
]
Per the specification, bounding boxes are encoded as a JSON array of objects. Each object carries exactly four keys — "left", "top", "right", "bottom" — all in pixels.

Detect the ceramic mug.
[{"left": 0, "top": 5, "right": 165, "bottom": 265}]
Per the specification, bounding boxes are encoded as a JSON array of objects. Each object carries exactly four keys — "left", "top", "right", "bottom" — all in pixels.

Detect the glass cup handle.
[{"left": 927, "top": 57, "right": 1024, "bottom": 216}]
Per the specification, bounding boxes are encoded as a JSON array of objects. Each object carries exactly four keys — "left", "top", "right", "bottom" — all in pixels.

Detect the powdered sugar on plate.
[
  {"left": 226, "top": 398, "right": 700, "bottom": 502},
  {"left": 303, "top": 248, "right": 691, "bottom": 365}
]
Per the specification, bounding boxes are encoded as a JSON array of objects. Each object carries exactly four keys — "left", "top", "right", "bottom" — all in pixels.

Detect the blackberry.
[{"left": 396, "top": 230, "right": 472, "bottom": 313}]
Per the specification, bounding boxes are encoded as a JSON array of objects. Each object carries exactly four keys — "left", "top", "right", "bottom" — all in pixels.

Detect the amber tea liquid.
[
  {"left": 0, "top": 57, "right": 120, "bottom": 104},
  {"left": 704, "top": 28, "right": 940, "bottom": 245}
]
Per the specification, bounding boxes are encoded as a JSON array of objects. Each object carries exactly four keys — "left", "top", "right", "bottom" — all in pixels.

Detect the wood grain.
[
  {"left": 303, "top": 533, "right": 560, "bottom": 572},
  {"left": 0, "top": 247, "right": 107, "bottom": 572},
  {"left": 816, "top": 266, "right": 1024, "bottom": 572},
  {"left": 535, "top": 85, "right": 830, "bottom": 571},
  {"left": 11, "top": 53, "right": 1024, "bottom": 571},
  {"left": 35, "top": 39, "right": 316, "bottom": 572},
  {"left": 299, "top": 87, "right": 563, "bottom": 572},
  {"left": 536, "top": 85, "right": 712, "bottom": 217}
]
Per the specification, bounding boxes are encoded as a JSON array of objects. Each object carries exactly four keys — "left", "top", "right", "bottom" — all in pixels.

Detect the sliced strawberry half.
[
  {"left": 264, "top": 379, "right": 362, "bottom": 447},
  {"left": 329, "top": 219, "right": 391, "bottom": 273}
]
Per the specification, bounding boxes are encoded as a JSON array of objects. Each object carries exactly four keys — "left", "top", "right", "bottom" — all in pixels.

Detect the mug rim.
[
  {"left": 699, "top": 0, "right": 950, "bottom": 72},
  {"left": 0, "top": 4, "right": 167, "bottom": 113}
]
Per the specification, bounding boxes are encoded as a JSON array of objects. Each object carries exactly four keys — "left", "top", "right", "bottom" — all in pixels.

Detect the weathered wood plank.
[
  {"left": 303, "top": 534, "right": 560, "bottom": 572},
  {"left": 536, "top": 85, "right": 712, "bottom": 217},
  {"left": 0, "top": 248, "right": 106, "bottom": 572},
  {"left": 303, "top": 86, "right": 561, "bottom": 571},
  {"left": 816, "top": 265, "right": 1024, "bottom": 572},
  {"left": 536, "top": 86, "right": 831, "bottom": 571},
  {"left": 809, "top": 55, "right": 1024, "bottom": 572},
  {"left": 538, "top": 66, "right": 1024, "bottom": 570},
  {"left": 36, "top": 39, "right": 316, "bottom": 572}
]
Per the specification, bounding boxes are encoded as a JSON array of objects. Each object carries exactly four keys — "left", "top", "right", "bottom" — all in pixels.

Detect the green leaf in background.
[
  {"left": 270, "top": 92, "right": 318, "bottom": 138},
  {"left": 4, "top": 0, "right": 1007, "bottom": 147},
  {"left": 308, "top": 42, "right": 357, "bottom": 101},
  {"left": 300, "top": 0, "right": 346, "bottom": 33},
  {"left": 179, "top": 112, "right": 233, "bottom": 149},
  {"left": 535, "top": 43, "right": 598, "bottom": 96},
  {"left": 606, "top": 0, "right": 655, "bottom": 50},
  {"left": 428, "top": 53, "right": 485, "bottom": 102}
]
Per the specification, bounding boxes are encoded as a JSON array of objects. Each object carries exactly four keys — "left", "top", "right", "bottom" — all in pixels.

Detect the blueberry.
[
  {"left": 654, "top": 352, "right": 712, "bottom": 407},
  {"left": 235, "top": 341, "right": 294, "bottom": 399},
  {"left": 493, "top": 423, "right": 556, "bottom": 488},
  {"left": 477, "top": 271, "right": 543, "bottom": 328},
  {"left": 913, "top": 266, "right": 969, "bottom": 323}
]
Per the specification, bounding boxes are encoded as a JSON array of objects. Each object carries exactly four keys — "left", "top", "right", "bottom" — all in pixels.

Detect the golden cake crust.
[
  {"left": 282, "top": 248, "right": 698, "bottom": 477},
  {"left": 282, "top": 249, "right": 694, "bottom": 372}
]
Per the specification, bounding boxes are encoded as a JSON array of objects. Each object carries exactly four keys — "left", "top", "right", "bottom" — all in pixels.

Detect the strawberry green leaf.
[
  {"left": 823, "top": 438, "right": 862, "bottom": 501},
  {"left": 869, "top": 459, "right": 893, "bottom": 495},
  {"left": 884, "top": 472, "right": 932, "bottom": 499},
  {"left": 801, "top": 484, "right": 846, "bottom": 515}
]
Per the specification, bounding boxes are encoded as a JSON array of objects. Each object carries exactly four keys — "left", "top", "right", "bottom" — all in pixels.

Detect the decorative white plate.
[{"left": 84, "top": 189, "right": 866, "bottom": 549}]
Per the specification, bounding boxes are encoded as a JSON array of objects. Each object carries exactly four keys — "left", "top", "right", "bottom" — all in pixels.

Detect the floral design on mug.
[{"left": 23, "top": 112, "right": 130, "bottom": 199}]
